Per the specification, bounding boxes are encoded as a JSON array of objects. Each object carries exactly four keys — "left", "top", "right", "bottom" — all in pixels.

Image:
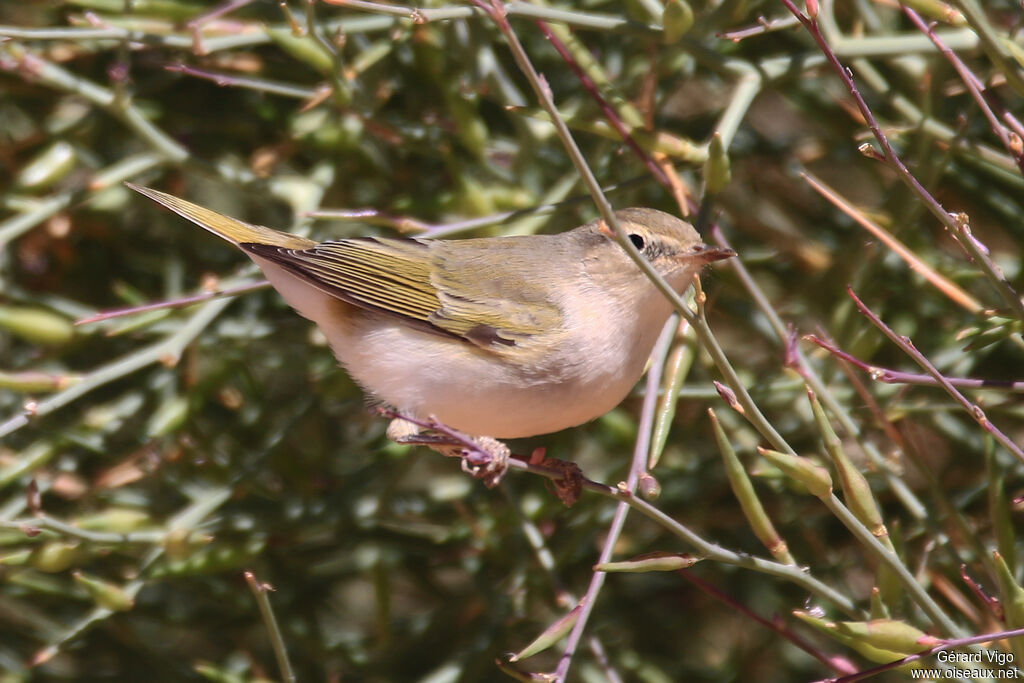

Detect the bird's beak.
[{"left": 692, "top": 245, "right": 736, "bottom": 263}]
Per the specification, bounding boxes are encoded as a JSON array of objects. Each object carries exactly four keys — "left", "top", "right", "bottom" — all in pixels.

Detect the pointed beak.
[{"left": 692, "top": 244, "right": 736, "bottom": 263}]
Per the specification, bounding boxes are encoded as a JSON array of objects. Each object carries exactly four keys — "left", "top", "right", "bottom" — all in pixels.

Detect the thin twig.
[
  {"left": 0, "top": 517, "right": 164, "bottom": 544},
  {"left": 555, "top": 318, "right": 674, "bottom": 679},
  {"left": 801, "top": 171, "right": 982, "bottom": 314},
  {"left": 845, "top": 286, "right": 1024, "bottom": 464},
  {"left": 678, "top": 571, "right": 856, "bottom": 676},
  {"left": 166, "top": 63, "right": 321, "bottom": 99},
  {"left": 325, "top": 0, "right": 661, "bottom": 33},
  {"left": 805, "top": 333, "right": 1024, "bottom": 391},
  {"left": 534, "top": 22, "right": 670, "bottom": 187},
  {"left": 902, "top": 6, "right": 1024, "bottom": 175},
  {"left": 75, "top": 280, "right": 270, "bottom": 326},
  {"left": 717, "top": 14, "right": 800, "bottom": 41},
  {"left": 244, "top": 572, "right": 296, "bottom": 683}
]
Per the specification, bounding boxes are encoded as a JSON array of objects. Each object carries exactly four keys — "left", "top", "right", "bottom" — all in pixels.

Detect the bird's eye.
[{"left": 628, "top": 233, "right": 646, "bottom": 250}]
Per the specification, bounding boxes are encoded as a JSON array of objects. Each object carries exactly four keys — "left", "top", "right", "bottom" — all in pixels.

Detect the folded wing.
[{"left": 243, "top": 237, "right": 563, "bottom": 348}]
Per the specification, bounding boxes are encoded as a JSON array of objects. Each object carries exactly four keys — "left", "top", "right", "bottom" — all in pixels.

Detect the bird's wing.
[
  {"left": 427, "top": 238, "right": 564, "bottom": 346},
  {"left": 243, "top": 237, "right": 563, "bottom": 347}
]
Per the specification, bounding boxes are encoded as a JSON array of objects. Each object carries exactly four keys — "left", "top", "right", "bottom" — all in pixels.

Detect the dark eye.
[{"left": 628, "top": 233, "right": 646, "bottom": 250}]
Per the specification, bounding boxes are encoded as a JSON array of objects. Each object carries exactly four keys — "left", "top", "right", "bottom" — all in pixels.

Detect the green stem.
[
  {"left": 821, "top": 493, "right": 963, "bottom": 637},
  {"left": 0, "top": 296, "right": 232, "bottom": 439}
]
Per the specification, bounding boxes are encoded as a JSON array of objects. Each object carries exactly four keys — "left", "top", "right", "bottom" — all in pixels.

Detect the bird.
[{"left": 128, "top": 184, "right": 734, "bottom": 440}]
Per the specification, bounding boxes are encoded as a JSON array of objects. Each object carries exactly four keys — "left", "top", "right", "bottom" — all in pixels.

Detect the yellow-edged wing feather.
[
  {"left": 266, "top": 238, "right": 440, "bottom": 325},
  {"left": 246, "top": 236, "right": 564, "bottom": 347}
]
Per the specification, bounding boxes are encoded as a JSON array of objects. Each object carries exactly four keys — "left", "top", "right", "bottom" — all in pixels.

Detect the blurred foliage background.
[{"left": 2, "top": 0, "right": 1024, "bottom": 681}]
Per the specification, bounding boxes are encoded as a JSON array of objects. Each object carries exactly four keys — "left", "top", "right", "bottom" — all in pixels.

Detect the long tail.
[{"left": 126, "top": 183, "right": 316, "bottom": 249}]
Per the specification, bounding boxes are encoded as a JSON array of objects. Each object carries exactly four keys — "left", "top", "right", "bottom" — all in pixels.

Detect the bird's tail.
[{"left": 126, "top": 183, "right": 315, "bottom": 249}]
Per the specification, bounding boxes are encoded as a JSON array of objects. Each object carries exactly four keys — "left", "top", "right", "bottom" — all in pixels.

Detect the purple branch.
[
  {"left": 678, "top": 571, "right": 857, "bottom": 675},
  {"left": 553, "top": 319, "right": 675, "bottom": 681},
  {"left": 804, "top": 334, "right": 1024, "bottom": 391},
  {"left": 533, "top": 22, "right": 671, "bottom": 188},
  {"left": 845, "top": 286, "right": 1024, "bottom": 464},
  {"left": 902, "top": 6, "right": 1024, "bottom": 175},
  {"left": 76, "top": 280, "right": 269, "bottom": 326},
  {"left": 186, "top": 0, "right": 256, "bottom": 55},
  {"left": 717, "top": 14, "right": 800, "bottom": 41}
]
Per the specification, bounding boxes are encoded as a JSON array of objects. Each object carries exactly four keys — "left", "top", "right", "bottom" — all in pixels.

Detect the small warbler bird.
[{"left": 129, "top": 184, "right": 733, "bottom": 439}]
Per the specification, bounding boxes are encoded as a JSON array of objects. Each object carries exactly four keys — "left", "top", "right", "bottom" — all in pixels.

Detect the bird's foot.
[
  {"left": 457, "top": 435, "right": 510, "bottom": 488},
  {"left": 385, "top": 416, "right": 510, "bottom": 488}
]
